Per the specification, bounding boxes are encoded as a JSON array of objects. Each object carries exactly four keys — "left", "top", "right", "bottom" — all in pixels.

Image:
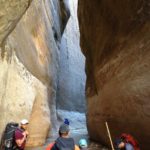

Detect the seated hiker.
[
  {"left": 15, "top": 119, "right": 29, "bottom": 150},
  {"left": 115, "top": 138, "right": 134, "bottom": 150},
  {"left": 79, "top": 139, "right": 88, "bottom": 150},
  {"left": 114, "top": 133, "right": 140, "bottom": 150},
  {"left": 51, "top": 123, "right": 76, "bottom": 150}
]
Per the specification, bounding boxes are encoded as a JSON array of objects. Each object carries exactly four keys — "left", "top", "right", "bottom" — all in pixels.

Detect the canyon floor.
[
  {"left": 26, "top": 128, "right": 109, "bottom": 150},
  {"left": 26, "top": 110, "right": 109, "bottom": 150}
]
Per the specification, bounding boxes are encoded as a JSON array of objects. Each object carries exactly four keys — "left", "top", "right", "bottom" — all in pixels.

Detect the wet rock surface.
[{"left": 78, "top": 0, "right": 150, "bottom": 149}]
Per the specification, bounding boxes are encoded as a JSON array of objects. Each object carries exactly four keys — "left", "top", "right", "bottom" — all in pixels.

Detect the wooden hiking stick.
[{"left": 105, "top": 122, "right": 115, "bottom": 150}]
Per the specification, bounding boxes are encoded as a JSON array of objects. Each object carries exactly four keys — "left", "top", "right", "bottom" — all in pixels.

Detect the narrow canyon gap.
[{"left": 0, "top": 0, "right": 149, "bottom": 150}]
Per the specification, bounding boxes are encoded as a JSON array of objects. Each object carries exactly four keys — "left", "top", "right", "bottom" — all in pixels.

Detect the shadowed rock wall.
[{"left": 78, "top": 0, "right": 150, "bottom": 149}]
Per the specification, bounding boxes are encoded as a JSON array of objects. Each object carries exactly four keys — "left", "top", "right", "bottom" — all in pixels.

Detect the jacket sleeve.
[
  {"left": 51, "top": 143, "right": 58, "bottom": 150},
  {"left": 125, "top": 143, "right": 134, "bottom": 150},
  {"left": 75, "top": 145, "right": 80, "bottom": 150},
  {"left": 46, "top": 142, "right": 55, "bottom": 150}
]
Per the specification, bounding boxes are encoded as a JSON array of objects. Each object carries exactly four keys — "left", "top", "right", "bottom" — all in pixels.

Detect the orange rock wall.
[{"left": 78, "top": 0, "right": 150, "bottom": 149}]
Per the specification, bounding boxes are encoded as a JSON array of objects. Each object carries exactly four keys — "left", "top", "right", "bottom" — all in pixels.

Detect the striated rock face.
[
  {"left": 0, "top": 54, "right": 50, "bottom": 146},
  {"left": 78, "top": 0, "right": 150, "bottom": 149},
  {"left": 0, "top": 0, "right": 70, "bottom": 147},
  {"left": 57, "top": 0, "right": 86, "bottom": 113},
  {"left": 0, "top": 0, "right": 32, "bottom": 46},
  {"left": 4, "top": 0, "right": 70, "bottom": 85}
]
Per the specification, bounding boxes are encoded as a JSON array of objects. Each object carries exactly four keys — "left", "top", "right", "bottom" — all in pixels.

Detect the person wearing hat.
[
  {"left": 51, "top": 123, "right": 76, "bottom": 150},
  {"left": 15, "top": 119, "right": 29, "bottom": 150},
  {"left": 79, "top": 139, "right": 88, "bottom": 150}
]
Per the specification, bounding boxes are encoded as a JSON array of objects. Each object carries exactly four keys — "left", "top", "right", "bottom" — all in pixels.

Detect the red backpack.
[{"left": 120, "top": 133, "right": 140, "bottom": 150}]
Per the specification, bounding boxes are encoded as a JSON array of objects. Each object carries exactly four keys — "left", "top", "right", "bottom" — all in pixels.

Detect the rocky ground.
[
  {"left": 26, "top": 110, "right": 109, "bottom": 150},
  {"left": 26, "top": 129, "right": 108, "bottom": 150}
]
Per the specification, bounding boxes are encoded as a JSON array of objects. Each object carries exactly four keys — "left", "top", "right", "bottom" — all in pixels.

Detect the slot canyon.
[{"left": 0, "top": 0, "right": 150, "bottom": 150}]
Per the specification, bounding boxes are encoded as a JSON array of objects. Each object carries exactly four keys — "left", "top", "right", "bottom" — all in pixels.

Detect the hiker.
[
  {"left": 50, "top": 123, "right": 78, "bottom": 150},
  {"left": 15, "top": 119, "right": 29, "bottom": 150},
  {"left": 115, "top": 138, "right": 134, "bottom": 150},
  {"left": 115, "top": 133, "right": 140, "bottom": 150},
  {"left": 79, "top": 139, "right": 88, "bottom": 150},
  {"left": 51, "top": 123, "right": 75, "bottom": 150}
]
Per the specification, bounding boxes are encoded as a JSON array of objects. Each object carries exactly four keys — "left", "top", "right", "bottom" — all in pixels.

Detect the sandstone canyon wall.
[
  {"left": 0, "top": 0, "right": 70, "bottom": 147},
  {"left": 57, "top": 0, "right": 86, "bottom": 113},
  {"left": 78, "top": 0, "right": 150, "bottom": 149}
]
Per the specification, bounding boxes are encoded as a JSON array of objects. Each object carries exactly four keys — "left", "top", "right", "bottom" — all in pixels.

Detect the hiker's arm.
[
  {"left": 75, "top": 145, "right": 80, "bottom": 150},
  {"left": 15, "top": 135, "right": 26, "bottom": 147},
  {"left": 15, "top": 131, "right": 28, "bottom": 147}
]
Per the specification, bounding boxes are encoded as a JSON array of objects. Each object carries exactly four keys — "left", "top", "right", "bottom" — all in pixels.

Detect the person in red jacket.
[{"left": 115, "top": 133, "right": 140, "bottom": 150}]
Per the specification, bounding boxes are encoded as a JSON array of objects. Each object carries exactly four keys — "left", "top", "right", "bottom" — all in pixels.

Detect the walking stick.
[{"left": 105, "top": 122, "right": 115, "bottom": 150}]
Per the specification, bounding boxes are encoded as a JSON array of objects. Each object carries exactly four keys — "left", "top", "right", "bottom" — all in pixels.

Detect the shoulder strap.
[{"left": 51, "top": 143, "right": 59, "bottom": 150}]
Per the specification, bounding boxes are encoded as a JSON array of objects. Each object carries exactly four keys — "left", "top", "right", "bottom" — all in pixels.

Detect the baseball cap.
[
  {"left": 79, "top": 139, "right": 88, "bottom": 148},
  {"left": 20, "top": 119, "right": 29, "bottom": 125}
]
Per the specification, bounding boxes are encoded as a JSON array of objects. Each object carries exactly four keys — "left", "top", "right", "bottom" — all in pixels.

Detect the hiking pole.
[{"left": 105, "top": 122, "right": 115, "bottom": 150}]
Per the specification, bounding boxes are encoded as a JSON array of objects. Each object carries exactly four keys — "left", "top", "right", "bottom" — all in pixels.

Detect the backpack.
[
  {"left": 120, "top": 133, "right": 140, "bottom": 150},
  {"left": 0, "top": 122, "right": 19, "bottom": 150},
  {"left": 51, "top": 137, "right": 75, "bottom": 150}
]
